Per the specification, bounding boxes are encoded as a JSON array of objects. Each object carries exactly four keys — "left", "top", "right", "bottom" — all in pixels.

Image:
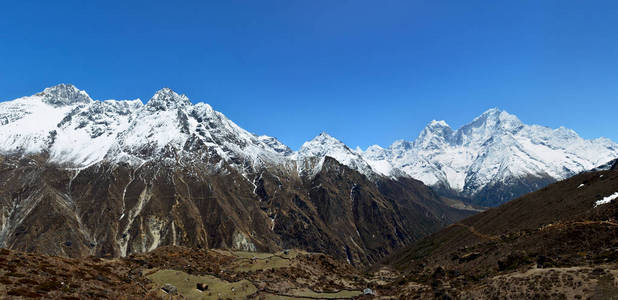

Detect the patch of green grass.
[{"left": 147, "top": 269, "right": 257, "bottom": 299}]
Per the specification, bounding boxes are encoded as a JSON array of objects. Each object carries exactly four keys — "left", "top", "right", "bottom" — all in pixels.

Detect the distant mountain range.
[{"left": 361, "top": 108, "right": 618, "bottom": 206}]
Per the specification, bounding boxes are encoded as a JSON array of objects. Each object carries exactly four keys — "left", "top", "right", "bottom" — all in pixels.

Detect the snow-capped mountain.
[
  {"left": 0, "top": 84, "right": 386, "bottom": 180},
  {"left": 0, "top": 84, "right": 293, "bottom": 172},
  {"left": 362, "top": 108, "right": 618, "bottom": 205},
  {"left": 0, "top": 84, "right": 471, "bottom": 264},
  {"left": 4, "top": 83, "right": 614, "bottom": 263}
]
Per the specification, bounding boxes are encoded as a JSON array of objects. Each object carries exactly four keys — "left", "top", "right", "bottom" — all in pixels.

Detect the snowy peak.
[
  {"left": 440, "top": 109, "right": 513, "bottom": 149},
  {"left": 422, "top": 120, "right": 452, "bottom": 135},
  {"left": 429, "top": 120, "right": 450, "bottom": 127},
  {"left": 298, "top": 132, "right": 376, "bottom": 178},
  {"left": 258, "top": 135, "right": 293, "bottom": 156},
  {"left": 390, "top": 140, "right": 414, "bottom": 152},
  {"left": 415, "top": 120, "right": 454, "bottom": 149},
  {"left": 299, "top": 132, "right": 347, "bottom": 156},
  {"left": 457, "top": 108, "right": 523, "bottom": 142},
  {"left": 467, "top": 108, "right": 522, "bottom": 131},
  {"left": 146, "top": 88, "right": 191, "bottom": 111},
  {"left": 364, "top": 145, "right": 388, "bottom": 160},
  {"left": 36, "top": 83, "right": 92, "bottom": 106}
]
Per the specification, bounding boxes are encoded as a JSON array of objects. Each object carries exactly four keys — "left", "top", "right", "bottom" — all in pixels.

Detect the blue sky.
[{"left": 1, "top": 1, "right": 617, "bottom": 149}]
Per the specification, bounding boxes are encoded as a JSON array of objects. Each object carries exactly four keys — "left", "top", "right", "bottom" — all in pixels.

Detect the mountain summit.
[
  {"left": 36, "top": 83, "right": 93, "bottom": 106},
  {"left": 296, "top": 132, "right": 374, "bottom": 178},
  {"left": 146, "top": 88, "right": 191, "bottom": 111}
]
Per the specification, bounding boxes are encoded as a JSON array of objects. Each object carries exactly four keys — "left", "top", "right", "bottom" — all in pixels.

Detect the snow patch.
[{"left": 594, "top": 192, "right": 618, "bottom": 207}]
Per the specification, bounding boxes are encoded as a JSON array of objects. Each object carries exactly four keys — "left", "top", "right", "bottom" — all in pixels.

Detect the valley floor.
[{"left": 1, "top": 244, "right": 618, "bottom": 299}]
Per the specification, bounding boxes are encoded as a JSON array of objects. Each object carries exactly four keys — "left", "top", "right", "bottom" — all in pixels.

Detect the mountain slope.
[
  {"left": 362, "top": 108, "right": 618, "bottom": 206},
  {"left": 380, "top": 164, "right": 618, "bottom": 298}
]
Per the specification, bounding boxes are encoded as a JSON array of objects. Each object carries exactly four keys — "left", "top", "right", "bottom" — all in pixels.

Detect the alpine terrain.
[{"left": 0, "top": 84, "right": 472, "bottom": 266}]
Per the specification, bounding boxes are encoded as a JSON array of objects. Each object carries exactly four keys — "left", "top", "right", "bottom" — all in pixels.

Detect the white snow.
[{"left": 594, "top": 192, "right": 618, "bottom": 207}]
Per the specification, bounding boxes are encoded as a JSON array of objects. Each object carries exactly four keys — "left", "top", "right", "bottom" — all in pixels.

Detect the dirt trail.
[{"left": 452, "top": 223, "right": 499, "bottom": 241}]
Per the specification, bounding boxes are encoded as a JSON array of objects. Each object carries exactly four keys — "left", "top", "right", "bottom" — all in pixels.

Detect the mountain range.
[
  {"left": 0, "top": 84, "right": 472, "bottom": 265},
  {"left": 0, "top": 84, "right": 615, "bottom": 265},
  {"left": 4, "top": 84, "right": 616, "bottom": 206}
]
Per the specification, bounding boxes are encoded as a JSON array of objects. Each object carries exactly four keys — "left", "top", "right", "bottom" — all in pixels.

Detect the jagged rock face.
[
  {"left": 0, "top": 154, "right": 471, "bottom": 266},
  {"left": 37, "top": 83, "right": 93, "bottom": 106},
  {"left": 362, "top": 108, "right": 618, "bottom": 206}
]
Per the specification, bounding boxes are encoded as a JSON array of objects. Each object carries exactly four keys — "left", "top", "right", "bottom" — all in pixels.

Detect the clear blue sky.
[{"left": 1, "top": 1, "right": 617, "bottom": 149}]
